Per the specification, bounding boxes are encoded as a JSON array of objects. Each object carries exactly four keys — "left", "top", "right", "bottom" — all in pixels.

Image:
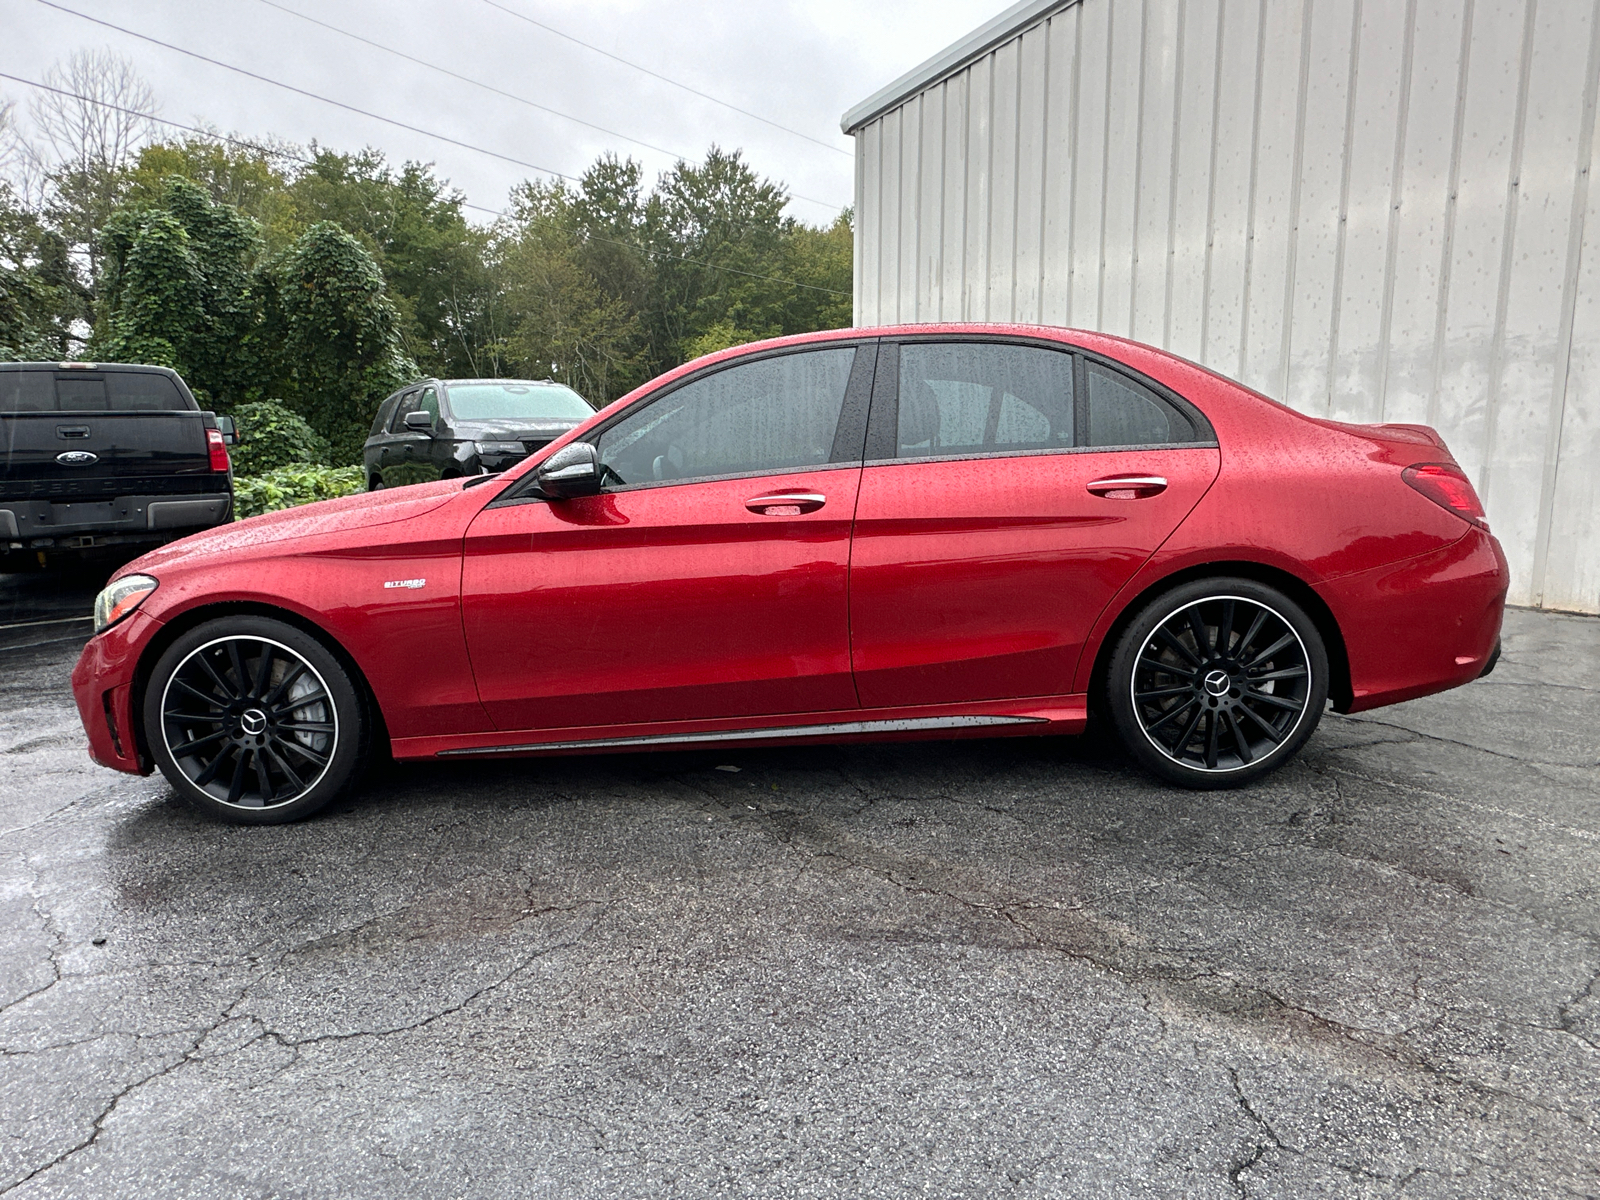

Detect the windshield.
[{"left": 445, "top": 382, "right": 593, "bottom": 421}]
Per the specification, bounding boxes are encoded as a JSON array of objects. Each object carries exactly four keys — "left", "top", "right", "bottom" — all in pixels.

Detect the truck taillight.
[
  {"left": 206, "top": 427, "right": 231, "bottom": 472},
  {"left": 1402, "top": 463, "right": 1487, "bottom": 529}
]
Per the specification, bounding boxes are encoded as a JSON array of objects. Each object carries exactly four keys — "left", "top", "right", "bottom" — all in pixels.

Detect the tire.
[
  {"left": 368, "top": 477, "right": 385, "bottom": 492},
  {"left": 1106, "top": 578, "right": 1330, "bottom": 789},
  {"left": 143, "top": 616, "right": 366, "bottom": 824}
]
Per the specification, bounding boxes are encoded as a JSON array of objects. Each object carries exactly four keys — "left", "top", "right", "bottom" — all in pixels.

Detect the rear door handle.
[
  {"left": 1087, "top": 475, "right": 1168, "bottom": 499},
  {"left": 746, "top": 491, "right": 826, "bottom": 515}
]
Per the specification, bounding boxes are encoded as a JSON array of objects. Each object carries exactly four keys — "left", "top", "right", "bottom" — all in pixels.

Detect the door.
[
  {"left": 461, "top": 342, "right": 875, "bottom": 733},
  {"left": 374, "top": 388, "right": 416, "bottom": 485},
  {"left": 848, "top": 339, "right": 1221, "bottom": 708},
  {"left": 382, "top": 386, "right": 443, "bottom": 487}
]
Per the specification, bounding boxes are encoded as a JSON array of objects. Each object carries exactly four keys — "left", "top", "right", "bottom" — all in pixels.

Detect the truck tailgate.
[{"left": 1, "top": 411, "right": 223, "bottom": 502}]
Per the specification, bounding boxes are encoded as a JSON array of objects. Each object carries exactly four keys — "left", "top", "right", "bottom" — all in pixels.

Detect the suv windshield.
[{"left": 445, "top": 382, "right": 592, "bottom": 421}]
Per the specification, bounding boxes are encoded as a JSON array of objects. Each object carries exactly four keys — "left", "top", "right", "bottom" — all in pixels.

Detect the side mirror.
[
  {"left": 403, "top": 410, "right": 435, "bottom": 432},
  {"left": 215, "top": 415, "right": 239, "bottom": 446},
  {"left": 536, "top": 442, "right": 602, "bottom": 500}
]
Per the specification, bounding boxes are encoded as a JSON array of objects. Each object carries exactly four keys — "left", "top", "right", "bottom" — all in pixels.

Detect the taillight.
[
  {"left": 207, "top": 427, "right": 231, "bottom": 472},
  {"left": 1403, "top": 462, "right": 1487, "bottom": 529}
]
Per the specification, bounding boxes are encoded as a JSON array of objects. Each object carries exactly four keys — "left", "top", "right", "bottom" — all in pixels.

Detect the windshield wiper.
[{"left": 462, "top": 472, "right": 504, "bottom": 490}]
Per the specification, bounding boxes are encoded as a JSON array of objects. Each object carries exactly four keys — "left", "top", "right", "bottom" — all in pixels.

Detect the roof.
[
  {"left": 840, "top": 0, "right": 1077, "bottom": 134},
  {"left": 0, "top": 362, "right": 178, "bottom": 373}
]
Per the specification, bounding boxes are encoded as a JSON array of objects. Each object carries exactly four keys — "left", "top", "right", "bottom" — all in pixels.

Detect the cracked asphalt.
[{"left": 1, "top": 570, "right": 1597, "bottom": 1199}]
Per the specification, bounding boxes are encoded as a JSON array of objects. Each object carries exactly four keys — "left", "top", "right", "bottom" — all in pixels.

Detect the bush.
[
  {"left": 225, "top": 399, "right": 331, "bottom": 476},
  {"left": 233, "top": 464, "right": 364, "bottom": 519}
]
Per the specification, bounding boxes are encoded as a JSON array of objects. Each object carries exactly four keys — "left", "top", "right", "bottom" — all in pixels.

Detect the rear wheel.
[
  {"left": 1107, "top": 578, "right": 1329, "bottom": 788},
  {"left": 143, "top": 616, "right": 365, "bottom": 823}
]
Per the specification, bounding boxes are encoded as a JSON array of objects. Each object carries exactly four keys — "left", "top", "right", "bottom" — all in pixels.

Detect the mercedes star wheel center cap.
[
  {"left": 1203, "top": 669, "right": 1231, "bottom": 697},
  {"left": 240, "top": 709, "right": 268, "bottom": 736}
]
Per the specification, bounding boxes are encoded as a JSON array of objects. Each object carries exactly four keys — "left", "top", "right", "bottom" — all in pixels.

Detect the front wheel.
[
  {"left": 143, "top": 616, "right": 366, "bottom": 823},
  {"left": 1107, "top": 579, "right": 1329, "bottom": 789}
]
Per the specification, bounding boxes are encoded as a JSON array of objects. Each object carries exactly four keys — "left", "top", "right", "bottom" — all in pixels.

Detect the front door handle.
[
  {"left": 746, "top": 491, "right": 826, "bottom": 516},
  {"left": 1087, "top": 475, "right": 1168, "bottom": 499}
]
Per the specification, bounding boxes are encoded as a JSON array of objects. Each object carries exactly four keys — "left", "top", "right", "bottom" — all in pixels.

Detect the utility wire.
[
  {"left": 250, "top": 0, "right": 840, "bottom": 212},
  {"left": 253, "top": 0, "right": 692, "bottom": 160},
  {"left": 0, "top": 70, "right": 851, "bottom": 298},
  {"left": 477, "top": 0, "right": 851, "bottom": 158},
  {"left": 35, "top": 0, "right": 846, "bottom": 213},
  {"left": 33, "top": 0, "right": 582, "bottom": 182}
]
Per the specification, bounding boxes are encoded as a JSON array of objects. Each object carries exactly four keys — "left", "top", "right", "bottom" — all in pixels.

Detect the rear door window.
[{"left": 893, "top": 342, "right": 1075, "bottom": 459}]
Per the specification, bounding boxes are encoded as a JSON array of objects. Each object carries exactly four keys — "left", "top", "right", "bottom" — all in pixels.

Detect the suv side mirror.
[
  {"left": 215, "top": 415, "right": 240, "bottom": 446},
  {"left": 403, "top": 410, "right": 435, "bottom": 432},
  {"left": 536, "top": 442, "right": 602, "bottom": 500}
]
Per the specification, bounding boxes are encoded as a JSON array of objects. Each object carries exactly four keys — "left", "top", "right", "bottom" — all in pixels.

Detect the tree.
[
  {"left": 92, "top": 176, "right": 263, "bottom": 402},
  {"left": 642, "top": 147, "right": 791, "bottom": 368},
  {"left": 0, "top": 182, "right": 88, "bottom": 359},
  {"left": 267, "top": 220, "right": 414, "bottom": 462},
  {"left": 26, "top": 50, "right": 158, "bottom": 281},
  {"left": 122, "top": 134, "right": 299, "bottom": 245},
  {"left": 489, "top": 178, "right": 646, "bottom": 403},
  {"left": 287, "top": 148, "right": 492, "bottom": 379}
]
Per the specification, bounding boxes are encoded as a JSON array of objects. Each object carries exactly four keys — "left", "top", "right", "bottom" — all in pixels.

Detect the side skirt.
[
  {"left": 438, "top": 714, "right": 1046, "bottom": 757},
  {"left": 392, "top": 695, "right": 1089, "bottom": 761}
]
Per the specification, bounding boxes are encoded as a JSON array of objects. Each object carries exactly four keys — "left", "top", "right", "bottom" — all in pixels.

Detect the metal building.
[{"left": 842, "top": 0, "right": 1600, "bottom": 614}]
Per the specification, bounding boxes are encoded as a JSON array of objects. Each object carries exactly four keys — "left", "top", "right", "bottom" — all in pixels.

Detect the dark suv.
[
  {"left": 1, "top": 362, "right": 236, "bottom": 568},
  {"left": 363, "top": 378, "right": 594, "bottom": 490}
]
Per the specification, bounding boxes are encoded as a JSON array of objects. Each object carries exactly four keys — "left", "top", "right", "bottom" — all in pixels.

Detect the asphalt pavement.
[{"left": 0, "top": 570, "right": 1596, "bottom": 1199}]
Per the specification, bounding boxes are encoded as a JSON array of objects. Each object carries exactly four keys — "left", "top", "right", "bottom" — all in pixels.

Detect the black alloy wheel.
[
  {"left": 1107, "top": 579, "right": 1329, "bottom": 788},
  {"left": 144, "top": 616, "right": 365, "bottom": 823}
]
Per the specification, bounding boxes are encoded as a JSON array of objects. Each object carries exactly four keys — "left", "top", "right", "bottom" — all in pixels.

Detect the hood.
[
  {"left": 123, "top": 478, "right": 465, "bottom": 576},
  {"left": 454, "top": 417, "right": 586, "bottom": 442}
]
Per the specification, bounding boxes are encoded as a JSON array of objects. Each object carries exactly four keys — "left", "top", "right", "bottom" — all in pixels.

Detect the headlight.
[
  {"left": 93, "top": 574, "right": 158, "bottom": 634},
  {"left": 474, "top": 441, "right": 525, "bottom": 456}
]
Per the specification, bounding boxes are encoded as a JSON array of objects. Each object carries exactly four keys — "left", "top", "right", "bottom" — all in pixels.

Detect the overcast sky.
[{"left": 1, "top": 0, "right": 1001, "bottom": 224}]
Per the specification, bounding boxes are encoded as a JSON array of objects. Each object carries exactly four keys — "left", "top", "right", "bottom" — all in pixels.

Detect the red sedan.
[{"left": 73, "top": 326, "right": 1509, "bottom": 823}]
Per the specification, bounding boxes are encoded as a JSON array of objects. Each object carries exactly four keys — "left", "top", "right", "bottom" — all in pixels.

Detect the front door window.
[{"left": 596, "top": 347, "right": 857, "bottom": 486}]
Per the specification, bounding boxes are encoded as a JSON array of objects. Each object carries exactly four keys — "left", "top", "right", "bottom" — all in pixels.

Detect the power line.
[
  {"left": 33, "top": 0, "right": 846, "bottom": 214},
  {"left": 0, "top": 71, "right": 851, "bottom": 299},
  {"left": 249, "top": 0, "right": 843, "bottom": 213},
  {"left": 34, "top": 0, "right": 581, "bottom": 181},
  {"left": 477, "top": 0, "right": 852, "bottom": 158},
  {"left": 251, "top": 2, "right": 675, "bottom": 167}
]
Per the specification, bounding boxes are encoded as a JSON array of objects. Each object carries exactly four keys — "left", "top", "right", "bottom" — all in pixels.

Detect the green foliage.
[
  {"left": 224, "top": 399, "right": 329, "bottom": 476},
  {"left": 0, "top": 184, "right": 88, "bottom": 360},
  {"left": 12, "top": 115, "right": 857, "bottom": 419},
  {"left": 484, "top": 149, "right": 852, "bottom": 406},
  {"left": 91, "top": 176, "right": 264, "bottom": 402},
  {"left": 122, "top": 137, "right": 299, "bottom": 244},
  {"left": 232, "top": 464, "right": 364, "bottom": 519},
  {"left": 266, "top": 221, "right": 415, "bottom": 463},
  {"left": 287, "top": 149, "right": 491, "bottom": 379}
]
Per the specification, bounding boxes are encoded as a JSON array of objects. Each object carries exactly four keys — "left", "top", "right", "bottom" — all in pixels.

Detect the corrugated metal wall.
[{"left": 850, "top": 0, "right": 1600, "bottom": 614}]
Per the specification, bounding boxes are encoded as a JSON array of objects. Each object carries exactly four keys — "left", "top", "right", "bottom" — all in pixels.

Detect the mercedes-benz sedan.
[{"left": 74, "top": 325, "right": 1509, "bottom": 823}]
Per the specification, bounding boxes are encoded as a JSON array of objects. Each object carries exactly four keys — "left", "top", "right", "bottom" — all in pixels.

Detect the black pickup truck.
[{"left": 1, "top": 362, "right": 236, "bottom": 568}]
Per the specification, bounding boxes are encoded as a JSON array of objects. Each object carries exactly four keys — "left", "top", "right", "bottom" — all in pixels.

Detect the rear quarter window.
[{"left": 1084, "top": 363, "right": 1201, "bottom": 447}]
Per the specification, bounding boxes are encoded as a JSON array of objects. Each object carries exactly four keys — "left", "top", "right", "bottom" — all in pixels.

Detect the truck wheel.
[
  {"left": 1106, "top": 578, "right": 1329, "bottom": 789},
  {"left": 143, "top": 616, "right": 366, "bottom": 823}
]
